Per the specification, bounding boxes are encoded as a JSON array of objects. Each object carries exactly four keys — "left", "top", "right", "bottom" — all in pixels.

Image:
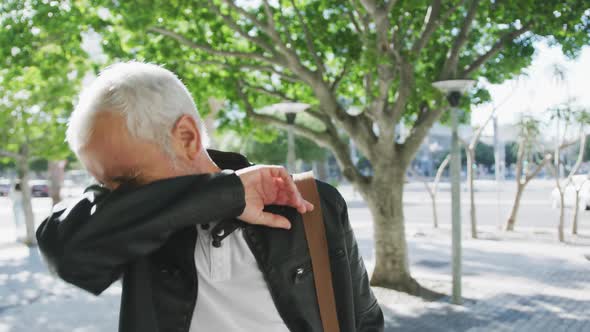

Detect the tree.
[
  {"left": 571, "top": 174, "right": 589, "bottom": 235},
  {"left": 89, "top": 0, "right": 590, "bottom": 295},
  {"left": 475, "top": 142, "right": 494, "bottom": 169},
  {"left": 0, "top": 0, "right": 88, "bottom": 244},
  {"left": 410, "top": 154, "right": 449, "bottom": 229},
  {"left": 569, "top": 114, "right": 590, "bottom": 236},
  {"left": 461, "top": 91, "right": 514, "bottom": 239},
  {"left": 505, "top": 116, "right": 552, "bottom": 231},
  {"left": 547, "top": 105, "right": 590, "bottom": 242}
]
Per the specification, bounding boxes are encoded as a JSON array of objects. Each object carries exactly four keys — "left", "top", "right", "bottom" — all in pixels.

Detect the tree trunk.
[
  {"left": 431, "top": 155, "right": 450, "bottom": 229},
  {"left": 430, "top": 191, "right": 438, "bottom": 228},
  {"left": 368, "top": 172, "right": 414, "bottom": 290},
  {"left": 506, "top": 184, "right": 524, "bottom": 231},
  {"left": 573, "top": 189, "right": 580, "bottom": 235},
  {"left": 466, "top": 149, "right": 477, "bottom": 238},
  {"left": 367, "top": 170, "right": 439, "bottom": 298},
  {"left": 16, "top": 154, "right": 36, "bottom": 246},
  {"left": 558, "top": 191, "right": 565, "bottom": 242},
  {"left": 48, "top": 160, "right": 66, "bottom": 206}
]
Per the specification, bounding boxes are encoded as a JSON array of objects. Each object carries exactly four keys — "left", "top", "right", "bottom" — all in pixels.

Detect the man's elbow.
[
  {"left": 53, "top": 251, "right": 114, "bottom": 296},
  {"left": 37, "top": 244, "right": 108, "bottom": 296}
]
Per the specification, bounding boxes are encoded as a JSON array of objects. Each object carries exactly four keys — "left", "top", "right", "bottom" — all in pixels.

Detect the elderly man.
[{"left": 37, "top": 62, "right": 383, "bottom": 332}]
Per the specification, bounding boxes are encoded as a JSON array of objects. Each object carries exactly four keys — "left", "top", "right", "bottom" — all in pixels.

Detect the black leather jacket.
[{"left": 36, "top": 150, "right": 384, "bottom": 332}]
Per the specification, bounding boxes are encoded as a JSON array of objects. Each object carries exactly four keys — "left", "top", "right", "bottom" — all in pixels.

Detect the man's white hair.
[{"left": 67, "top": 61, "right": 208, "bottom": 157}]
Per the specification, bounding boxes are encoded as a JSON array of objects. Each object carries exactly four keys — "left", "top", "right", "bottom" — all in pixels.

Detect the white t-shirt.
[{"left": 189, "top": 222, "right": 290, "bottom": 331}]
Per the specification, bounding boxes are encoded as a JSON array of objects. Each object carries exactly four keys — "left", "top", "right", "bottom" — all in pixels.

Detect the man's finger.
[
  {"left": 265, "top": 165, "right": 315, "bottom": 213},
  {"left": 271, "top": 166, "right": 315, "bottom": 213},
  {"left": 258, "top": 211, "right": 291, "bottom": 230},
  {"left": 303, "top": 200, "right": 314, "bottom": 212}
]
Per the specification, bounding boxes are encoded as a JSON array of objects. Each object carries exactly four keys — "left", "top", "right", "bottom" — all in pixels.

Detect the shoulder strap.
[{"left": 293, "top": 171, "right": 341, "bottom": 332}]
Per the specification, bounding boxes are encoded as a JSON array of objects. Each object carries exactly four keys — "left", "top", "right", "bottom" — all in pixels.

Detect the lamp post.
[
  {"left": 432, "top": 79, "right": 475, "bottom": 305},
  {"left": 260, "top": 102, "right": 310, "bottom": 173}
]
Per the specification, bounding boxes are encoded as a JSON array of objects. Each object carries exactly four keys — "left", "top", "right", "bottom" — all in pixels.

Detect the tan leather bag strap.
[{"left": 293, "top": 171, "right": 340, "bottom": 332}]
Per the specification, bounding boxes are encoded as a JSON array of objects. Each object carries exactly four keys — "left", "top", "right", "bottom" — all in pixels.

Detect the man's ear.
[{"left": 171, "top": 115, "right": 202, "bottom": 160}]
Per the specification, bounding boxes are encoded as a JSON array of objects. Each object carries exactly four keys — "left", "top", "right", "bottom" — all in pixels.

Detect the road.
[
  {"left": 1, "top": 179, "right": 589, "bottom": 331},
  {"left": 339, "top": 179, "right": 590, "bottom": 232},
  {"left": 1, "top": 179, "right": 588, "bottom": 240}
]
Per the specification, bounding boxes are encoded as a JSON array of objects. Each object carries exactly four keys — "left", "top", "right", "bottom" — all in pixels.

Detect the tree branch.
[
  {"left": 356, "top": 0, "right": 410, "bottom": 132},
  {"left": 0, "top": 149, "right": 22, "bottom": 160},
  {"left": 563, "top": 130, "right": 587, "bottom": 185},
  {"left": 559, "top": 138, "right": 579, "bottom": 151},
  {"left": 304, "top": 108, "right": 331, "bottom": 124},
  {"left": 411, "top": 0, "right": 471, "bottom": 56},
  {"left": 440, "top": 0, "right": 480, "bottom": 79},
  {"left": 237, "top": 83, "right": 369, "bottom": 187},
  {"left": 441, "top": 0, "right": 467, "bottom": 22},
  {"left": 515, "top": 137, "right": 526, "bottom": 185},
  {"left": 388, "top": 62, "right": 414, "bottom": 124},
  {"left": 242, "top": 82, "right": 296, "bottom": 102},
  {"left": 347, "top": 6, "right": 364, "bottom": 35},
  {"left": 206, "top": 0, "right": 276, "bottom": 55},
  {"left": 211, "top": 0, "right": 315, "bottom": 83},
  {"left": 289, "top": 0, "right": 325, "bottom": 74},
  {"left": 221, "top": 0, "right": 268, "bottom": 33},
  {"left": 190, "top": 59, "right": 299, "bottom": 83},
  {"left": 359, "top": 0, "right": 402, "bottom": 63},
  {"left": 331, "top": 58, "right": 351, "bottom": 91},
  {"left": 461, "top": 25, "right": 530, "bottom": 77},
  {"left": 148, "top": 27, "right": 284, "bottom": 66},
  {"left": 411, "top": 0, "right": 442, "bottom": 55},
  {"left": 524, "top": 154, "right": 552, "bottom": 185},
  {"left": 401, "top": 106, "right": 448, "bottom": 165},
  {"left": 237, "top": 83, "right": 329, "bottom": 144},
  {"left": 359, "top": 0, "right": 398, "bottom": 15}
]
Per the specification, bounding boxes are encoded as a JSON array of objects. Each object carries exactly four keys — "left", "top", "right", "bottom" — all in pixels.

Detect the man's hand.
[{"left": 235, "top": 165, "right": 314, "bottom": 229}]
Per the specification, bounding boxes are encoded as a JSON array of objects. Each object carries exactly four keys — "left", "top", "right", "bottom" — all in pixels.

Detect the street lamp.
[
  {"left": 432, "top": 79, "right": 476, "bottom": 305},
  {"left": 260, "top": 102, "right": 310, "bottom": 173}
]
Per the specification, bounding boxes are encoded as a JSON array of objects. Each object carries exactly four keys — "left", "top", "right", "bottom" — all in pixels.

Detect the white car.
[{"left": 551, "top": 174, "right": 590, "bottom": 210}]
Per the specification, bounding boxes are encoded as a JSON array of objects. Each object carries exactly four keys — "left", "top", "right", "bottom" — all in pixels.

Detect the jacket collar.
[{"left": 207, "top": 149, "right": 252, "bottom": 171}]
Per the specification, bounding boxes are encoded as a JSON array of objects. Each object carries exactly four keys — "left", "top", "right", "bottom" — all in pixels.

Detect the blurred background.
[{"left": 1, "top": 1, "right": 589, "bottom": 331}]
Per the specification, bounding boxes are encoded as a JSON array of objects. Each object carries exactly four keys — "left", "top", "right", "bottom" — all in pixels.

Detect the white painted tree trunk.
[
  {"left": 558, "top": 190, "right": 565, "bottom": 242},
  {"left": 466, "top": 149, "right": 477, "bottom": 238},
  {"left": 16, "top": 155, "right": 36, "bottom": 246},
  {"left": 573, "top": 189, "right": 580, "bottom": 235},
  {"left": 431, "top": 155, "right": 450, "bottom": 229}
]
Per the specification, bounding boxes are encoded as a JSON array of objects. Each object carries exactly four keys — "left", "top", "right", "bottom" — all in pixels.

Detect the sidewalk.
[
  {"left": 1, "top": 200, "right": 589, "bottom": 331},
  {"left": 376, "top": 226, "right": 590, "bottom": 331}
]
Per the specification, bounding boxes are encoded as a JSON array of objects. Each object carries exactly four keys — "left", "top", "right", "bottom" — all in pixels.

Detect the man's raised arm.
[{"left": 37, "top": 166, "right": 312, "bottom": 295}]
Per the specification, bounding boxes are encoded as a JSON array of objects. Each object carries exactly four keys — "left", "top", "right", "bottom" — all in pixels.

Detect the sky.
[{"left": 471, "top": 41, "right": 590, "bottom": 136}]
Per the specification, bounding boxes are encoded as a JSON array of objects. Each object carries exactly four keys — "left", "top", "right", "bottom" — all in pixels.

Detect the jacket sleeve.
[
  {"left": 339, "top": 197, "right": 385, "bottom": 331},
  {"left": 36, "top": 172, "right": 245, "bottom": 295}
]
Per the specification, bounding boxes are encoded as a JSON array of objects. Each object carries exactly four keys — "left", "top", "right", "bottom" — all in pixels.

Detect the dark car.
[
  {"left": 30, "top": 180, "right": 50, "bottom": 197},
  {"left": 0, "top": 180, "right": 10, "bottom": 197}
]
